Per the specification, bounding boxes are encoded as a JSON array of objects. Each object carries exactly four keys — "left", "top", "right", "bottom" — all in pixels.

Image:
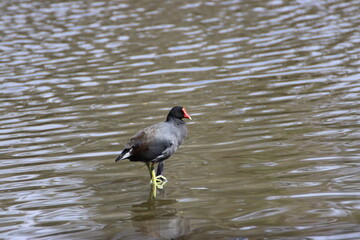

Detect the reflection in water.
[{"left": 129, "top": 190, "right": 191, "bottom": 239}]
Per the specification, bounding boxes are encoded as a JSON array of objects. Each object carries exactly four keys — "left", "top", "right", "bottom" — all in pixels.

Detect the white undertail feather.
[{"left": 121, "top": 150, "right": 132, "bottom": 159}]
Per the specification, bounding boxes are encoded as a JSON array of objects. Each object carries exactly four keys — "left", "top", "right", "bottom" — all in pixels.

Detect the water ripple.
[{"left": 1, "top": 0, "right": 360, "bottom": 239}]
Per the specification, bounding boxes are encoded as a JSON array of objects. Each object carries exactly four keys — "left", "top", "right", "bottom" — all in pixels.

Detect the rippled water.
[{"left": 1, "top": 0, "right": 360, "bottom": 239}]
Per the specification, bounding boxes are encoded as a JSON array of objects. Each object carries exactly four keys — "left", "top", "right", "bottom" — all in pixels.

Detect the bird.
[{"left": 115, "top": 106, "right": 191, "bottom": 190}]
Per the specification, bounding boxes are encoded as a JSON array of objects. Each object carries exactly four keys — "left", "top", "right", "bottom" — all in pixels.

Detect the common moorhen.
[{"left": 115, "top": 106, "right": 191, "bottom": 189}]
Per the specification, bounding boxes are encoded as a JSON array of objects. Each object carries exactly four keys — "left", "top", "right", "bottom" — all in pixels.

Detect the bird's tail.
[
  {"left": 115, "top": 155, "right": 122, "bottom": 162},
  {"left": 115, "top": 148, "right": 131, "bottom": 162}
]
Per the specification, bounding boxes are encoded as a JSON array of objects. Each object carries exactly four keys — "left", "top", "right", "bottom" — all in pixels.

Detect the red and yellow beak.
[{"left": 182, "top": 107, "right": 192, "bottom": 120}]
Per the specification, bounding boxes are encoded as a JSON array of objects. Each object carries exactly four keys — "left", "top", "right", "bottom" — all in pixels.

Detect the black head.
[{"left": 166, "top": 106, "right": 192, "bottom": 122}]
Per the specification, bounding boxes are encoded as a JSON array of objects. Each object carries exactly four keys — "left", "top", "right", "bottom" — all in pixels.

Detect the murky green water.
[{"left": 1, "top": 0, "right": 360, "bottom": 239}]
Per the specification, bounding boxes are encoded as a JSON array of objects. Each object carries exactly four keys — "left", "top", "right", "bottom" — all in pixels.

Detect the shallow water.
[{"left": 1, "top": 0, "right": 360, "bottom": 239}]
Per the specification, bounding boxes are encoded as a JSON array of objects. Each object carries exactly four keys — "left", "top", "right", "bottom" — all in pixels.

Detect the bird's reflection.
[{"left": 129, "top": 187, "right": 191, "bottom": 239}]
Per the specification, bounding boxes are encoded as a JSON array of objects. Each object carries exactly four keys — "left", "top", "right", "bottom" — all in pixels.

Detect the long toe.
[
  {"left": 151, "top": 175, "right": 167, "bottom": 189},
  {"left": 155, "top": 180, "right": 166, "bottom": 189},
  {"left": 155, "top": 175, "right": 168, "bottom": 183}
]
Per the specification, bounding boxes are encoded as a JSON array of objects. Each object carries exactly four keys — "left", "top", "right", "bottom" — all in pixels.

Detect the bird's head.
[{"left": 167, "top": 106, "right": 192, "bottom": 121}]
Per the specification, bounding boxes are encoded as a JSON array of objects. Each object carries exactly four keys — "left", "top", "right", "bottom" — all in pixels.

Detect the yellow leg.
[
  {"left": 145, "top": 162, "right": 168, "bottom": 198},
  {"left": 146, "top": 162, "right": 157, "bottom": 198},
  {"left": 151, "top": 166, "right": 157, "bottom": 186}
]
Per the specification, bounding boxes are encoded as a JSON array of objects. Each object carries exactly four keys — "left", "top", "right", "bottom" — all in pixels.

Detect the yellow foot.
[
  {"left": 150, "top": 175, "right": 168, "bottom": 189},
  {"left": 156, "top": 175, "right": 168, "bottom": 183},
  {"left": 155, "top": 175, "right": 168, "bottom": 189}
]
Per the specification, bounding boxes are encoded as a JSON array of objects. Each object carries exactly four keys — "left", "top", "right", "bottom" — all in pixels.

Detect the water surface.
[{"left": 1, "top": 0, "right": 360, "bottom": 239}]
